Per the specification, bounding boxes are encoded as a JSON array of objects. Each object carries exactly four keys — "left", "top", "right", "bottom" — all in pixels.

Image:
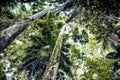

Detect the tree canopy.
[{"left": 0, "top": 0, "right": 120, "bottom": 80}]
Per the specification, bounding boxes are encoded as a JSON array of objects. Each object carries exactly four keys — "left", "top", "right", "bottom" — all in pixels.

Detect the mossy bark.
[{"left": 42, "top": 23, "right": 73, "bottom": 80}]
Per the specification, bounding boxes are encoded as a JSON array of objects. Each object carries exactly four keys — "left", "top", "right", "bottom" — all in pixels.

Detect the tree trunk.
[
  {"left": 0, "top": 0, "right": 74, "bottom": 54},
  {"left": 42, "top": 23, "right": 73, "bottom": 80},
  {"left": 42, "top": 6, "right": 80, "bottom": 80},
  {"left": 0, "top": 7, "right": 55, "bottom": 54}
]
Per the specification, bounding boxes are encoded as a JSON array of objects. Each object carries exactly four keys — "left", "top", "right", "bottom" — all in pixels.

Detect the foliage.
[
  {"left": 0, "top": 0, "right": 120, "bottom": 80},
  {"left": 1, "top": 10, "right": 65, "bottom": 79},
  {"left": 64, "top": 8, "right": 120, "bottom": 79}
]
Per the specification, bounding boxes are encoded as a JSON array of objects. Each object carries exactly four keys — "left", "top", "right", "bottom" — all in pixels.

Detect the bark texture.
[{"left": 0, "top": 7, "right": 55, "bottom": 53}]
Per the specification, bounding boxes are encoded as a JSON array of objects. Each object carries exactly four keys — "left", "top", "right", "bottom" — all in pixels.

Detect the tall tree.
[
  {"left": 0, "top": 0, "right": 74, "bottom": 54},
  {"left": 0, "top": 0, "right": 120, "bottom": 80},
  {"left": 0, "top": 6, "right": 55, "bottom": 53},
  {"left": 42, "top": 23, "right": 73, "bottom": 80}
]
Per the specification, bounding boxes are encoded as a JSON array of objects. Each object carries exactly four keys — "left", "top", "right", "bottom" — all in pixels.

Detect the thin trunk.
[{"left": 42, "top": 23, "right": 73, "bottom": 80}]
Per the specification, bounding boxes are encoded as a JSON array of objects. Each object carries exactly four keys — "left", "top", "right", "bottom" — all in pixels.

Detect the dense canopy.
[{"left": 0, "top": 0, "right": 120, "bottom": 80}]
